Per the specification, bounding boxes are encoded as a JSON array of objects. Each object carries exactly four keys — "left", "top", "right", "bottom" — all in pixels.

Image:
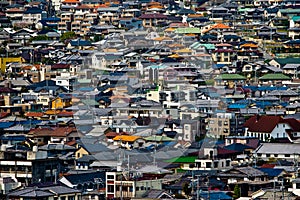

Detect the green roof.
[
  {"left": 292, "top": 16, "right": 300, "bottom": 22},
  {"left": 165, "top": 156, "right": 197, "bottom": 163},
  {"left": 273, "top": 57, "right": 300, "bottom": 66},
  {"left": 201, "top": 43, "right": 215, "bottom": 50},
  {"left": 259, "top": 73, "right": 291, "bottom": 80},
  {"left": 279, "top": 9, "right": 300, "bottom": 14},
  {"left": 144, "top": 135, "right": 174, "bottom": 142},
  {"left": 174, "top": 27, "right": 201, "bottom": 34},
  {"left": 214, "top": 74, "right": 246, "bottom": 80},
  {"left": 81, "top": 99, "right": 99, "bottom": 106},
  {"left": 238, "top": 8, "right": 250, "bottom": 12}
]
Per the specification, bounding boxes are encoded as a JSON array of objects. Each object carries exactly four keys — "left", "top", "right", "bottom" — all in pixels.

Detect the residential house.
[
  {"left": 22, "top": 7, "right": 44, "bottom": 24},
  {"left": 254, "top": 143, "right": 300, "bottom": 161},
  {"left": 289, "top": 16, "right": 300, "bottom": 40},
  {"left": 112, "top": 135, "right": 145, "bottom": 149},
  {"left": 0, "top": 145, "right": 61, "bottom": 184},
  {"left": 139, "top": 13, "right": 168, "bottom": 28},
  {"left": 217, "top": 166, "right": 268, "bottom": 196},
  {"left": 7, "top": 185, "right": 81, "bottom": 200},
  {"left": 50, "top": 95, "right": 72, "bottom": 110},
  {"left": 28, "top": 127, "right": 78, "bottom": 145},
  {"left": 212, "top": 43, "right": 235, "bottom": 66},
  {"left": 59, "top": 171, "right": 105, "bottom": 192},
  {"left": 214, "top": 74, "right": 247, "bottom": 88}
]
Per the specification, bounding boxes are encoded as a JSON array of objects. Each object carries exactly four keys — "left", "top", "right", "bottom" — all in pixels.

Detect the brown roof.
[
  {"left": 29, "top": 127, "right": 76, "bottom": 137},
  {"left": 244, "top": 115, "right": 283, "bottom": 133}
]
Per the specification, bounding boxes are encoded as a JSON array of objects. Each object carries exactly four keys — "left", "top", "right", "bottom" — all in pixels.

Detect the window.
[
  {"left": 206, "top": 162, "right": 212, "bottom": 168},
  {"left": 266, "top": 154, "right": 270, "bottom": 157},
  {"left": 68, "top": 196, "right": 75, "bottom": 200},
  {"left": 285, "top": 154, "right": 290, "bottom": 157},
  {"left": 107, "top": 175, "right": 114, "bottom": 180},
  {"left": 274, "top": 154, "right": 278, "bottom": 157},
  {"left": 107, "top": 185, "right": 114, "bottom": 193}
]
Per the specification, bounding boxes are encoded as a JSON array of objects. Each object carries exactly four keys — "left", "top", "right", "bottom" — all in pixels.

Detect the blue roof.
[
  {"left": 243, "top": 86, "right": 288, "bottom": 92},
  {"left": 224, "top": 143, "right": 252, "bottom": 152},
  {"left": 63, "top": 171, "right": 105, "bottom": 185},
  {"left": 228, "top": 104, "right": 248, "bottom": 109},
  {"left": 78, "top": 87, "right": 94, "bottom": 92},
  {"left": 24, "top": 7, "right": 43, "bottom": 14},
  {"left": 258, "top": 168, "right": 283, "bottom": 177},
  {"left": 18, "top": 120, "right": 42, "bottom": 125},
  {"left": 42, "top": 17, "right": 61, "bottom": 22},
  {"left": 70, "top": 39, "right": 92, "bottom": 46},
  {"left": 27, "top": 80, "right": 56, "bottom": 90},
  {"left": 0, "top": 122, "right": 14, "bottom": 129},
  {"left": 199, "top": 191, "right": 232, "bottom": 200},
  {"left": 0, "top": 135, "right": 26, "bottom": 141}
]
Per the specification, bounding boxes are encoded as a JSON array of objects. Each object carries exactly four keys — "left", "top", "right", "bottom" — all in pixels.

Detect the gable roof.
[
  {"left": 60, "top": 171, "right": 105, "bottom": 185},
  {"left": 258, "top": 168, "right": 284, "bottom": 177},
  {"left": 259, "top": 73, "right": 291, "bottom": 80},
  {"left": 244, "top": 115, "right": 283, "bottom": 133}
]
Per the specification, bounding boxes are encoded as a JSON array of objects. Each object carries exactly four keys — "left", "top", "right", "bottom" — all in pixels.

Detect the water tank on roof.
[{"left": 33, "top": 146, "right": 38, "bottom": 152}]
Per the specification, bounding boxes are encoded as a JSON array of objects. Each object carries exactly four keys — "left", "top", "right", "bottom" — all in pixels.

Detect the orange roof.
[
  {"left": 148, "top": 5, "right": 163, "bottom": 9},
  {"left": 240, "top": 43, "right": 258, "bottom": 48},
  {"left": 211, "top": 23, "right": 231, "bottom": 29},
  {"left": 153, "top": 36, "right": 172, "bottom": 41},
  {"left": 204, "top": 23, "right": 231, "bottom": 33},
  {"left": 25, "top": 112, "right": 44, "bottom": 118},
  {"left": 188, "top": 14, "right": 203, "bottom": 18},
  {"left": 44, "top": 109, "right": 61, "bottom": 115},
  {"left": 113, "top": 135, "right": 141, "bottom": 142},
  {"left": 168, "top": 43, "right": 184, "bottom": 48}
]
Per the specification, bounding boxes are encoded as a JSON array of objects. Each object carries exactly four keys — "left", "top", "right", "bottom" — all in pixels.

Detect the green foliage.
[
  {"left": 60, "top": 31, "right": 76, "bottom": 42},
  {"left": 29, "top": 35, "right": 49, "bottom": 42},
  {"left": 205, "top": 79, "right": 215, "bottom": 86},
  {"left": 93, "top": 34, "right": 103, "bottom": 42},
  {"left": 233, "top": 184, "right": 241, "bottom": 199}
]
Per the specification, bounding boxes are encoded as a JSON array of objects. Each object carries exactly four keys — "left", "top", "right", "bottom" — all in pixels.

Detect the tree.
[
  {"left": 29, "top": 35, "right": 49, "bottom": 42},
  {"left": 182, "top": 182, "right": 192, "bottom": 197},
  {"left": 233, "top": 184, "right": 241, "bottom": 199},
  {"left": 60, "top": 31, "right": 76, "bottom": 42}
]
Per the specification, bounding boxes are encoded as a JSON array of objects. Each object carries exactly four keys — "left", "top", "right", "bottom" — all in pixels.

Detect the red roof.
[
  {"left": 57, "top": 111, "right": 74, "bottom": 117},
  {"left": 217, "top": 147, "right": 238, "bottom": 155},
  {"left": 244, "top": 115, "right": 283, "bottom": 133},
  {"left": 283, "top": 118, "right": 300, "bottom": 132},
  {"left": 0, "top": 87, "right": 18, "bottom": 93},
  {"left": 139, "top": 13, "right": 167, "bottom": 19},
  {"left": 261, "top": 164, "right": 275, "bottom": 168},
  {"left": 0, "top": 112, "right": 10, "bottom": 119},
  {"left": 51, "top": 64, "right": 70, "bottom": 70}
]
